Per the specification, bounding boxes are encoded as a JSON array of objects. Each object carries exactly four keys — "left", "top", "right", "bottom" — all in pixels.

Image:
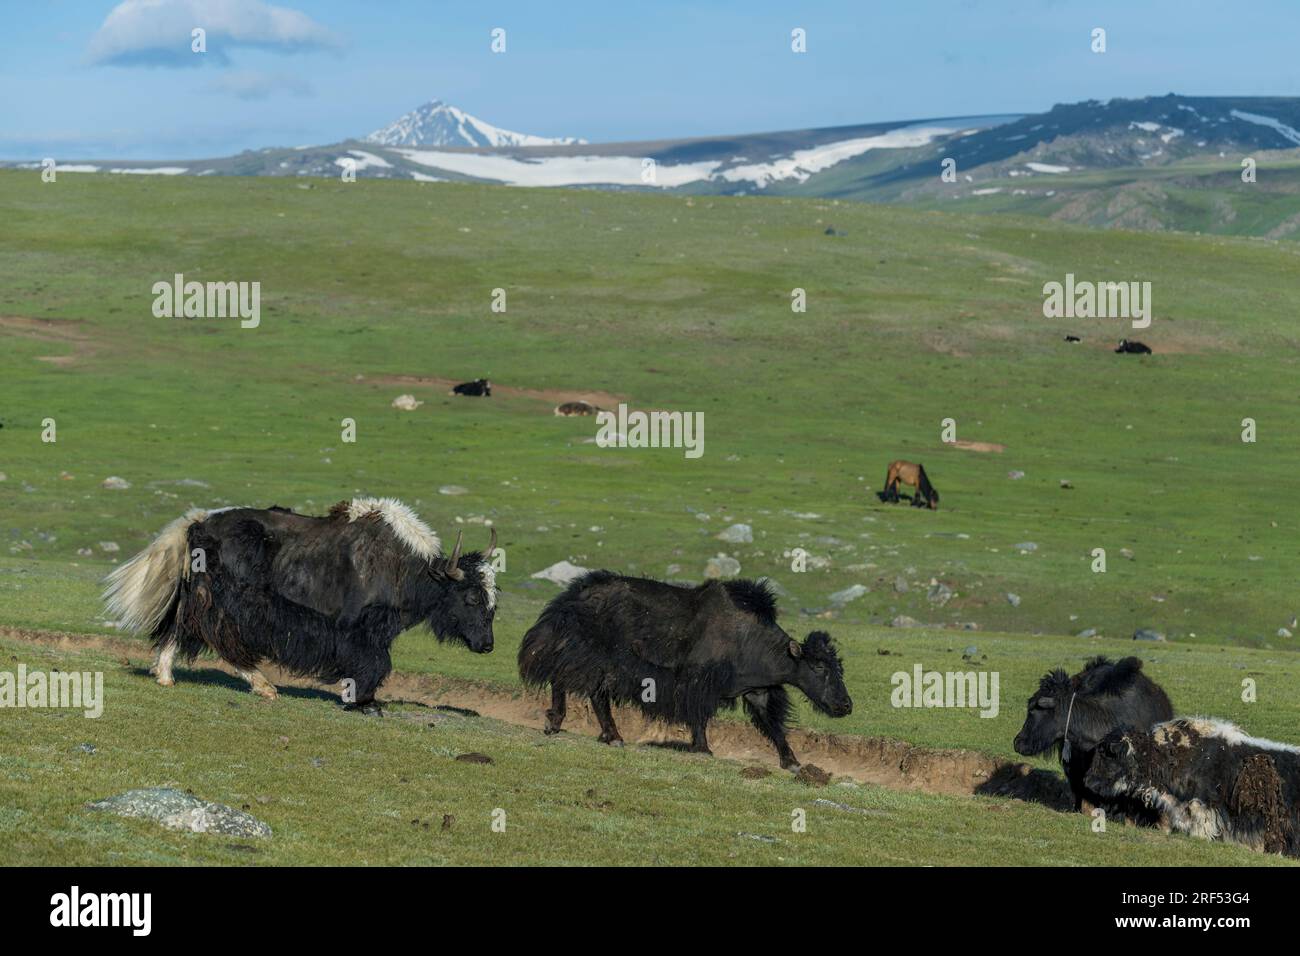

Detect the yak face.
[
  {"left": 426, "top": 530, "right": 498, "bottom": 654},
  {"left": 1013, "top": 669, "right": 1071, "bottom": 756},
  {"left": 1084, "top": 729, "right": 1139, "bottom": 796},
  {"left": 792, "top": 631, "right": 852, "bottom": 717}
]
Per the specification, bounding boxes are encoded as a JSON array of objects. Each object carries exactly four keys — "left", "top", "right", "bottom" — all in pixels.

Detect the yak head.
[
  {"left": 427, "top": 528, "right": 498, "bottom": 654},
  {"left": 1013, "top": 667, "right": 1073, "bottom": 756},
  {"left": 1084, "top": 728, "right": 1141, "bottom": 797},
  {"left": 790, "top": 631, "right": 853, "bottom": 718}
]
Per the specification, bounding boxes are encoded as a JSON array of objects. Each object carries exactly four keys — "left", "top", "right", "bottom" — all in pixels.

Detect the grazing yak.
[
  {"left": 879, "top": 460, "right": 939, "bottom": 509},
  {"left": 518, "top": 572, "right": 852, "bottom": 768},
  {"left": 1115, "top": 339, "right": 1152, "bottom": 354},
  {"left": 1064, "top": 334, "right": 1082, "bottom": 343},
  {"left": 103, "top": 498, "right": 497, "bottom": 712},
  {"left": 1087, "top": 719, "right": 1300, "bottom": 857},
  {"left": 450, "top": 379, "right": 492, "bottom": 397},
  {"left": 1014, "top": 656, "right": 1173, "bottom": 821},
  {"left": 554, "top": 400, "right": 600, "bottom": 416}
]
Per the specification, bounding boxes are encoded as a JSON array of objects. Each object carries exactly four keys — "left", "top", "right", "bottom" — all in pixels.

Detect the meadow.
[{"left": 1, "top": 168, "right": 1297, "bottom": 864}]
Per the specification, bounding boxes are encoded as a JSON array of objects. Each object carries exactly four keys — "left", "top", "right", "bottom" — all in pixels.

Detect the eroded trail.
[{"left": 0, "top": 625, "right": 1071, "bottom": 809}]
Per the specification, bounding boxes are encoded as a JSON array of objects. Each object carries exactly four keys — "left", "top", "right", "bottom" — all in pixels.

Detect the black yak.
[
  {"left": 1014, "top": 656, "right": 1173, "bottom": 821},
  {"left": 518, "top": 572, "right": 852, "bottom": 769},
  {"left": 451, "top": 379, "right": 491, "bottom": 397},
  {"left": 1115, "top": 339, "right": 1152, "bottom": 354},
  {"left": 103, "top": 498, "right": 497, "bottom": 712},
  {"left": 1064, "top": 334, "right": 1081, "bottom": 343},
  {"left": 1087, "top": 719, "right": 1300, "bottom": 857}
]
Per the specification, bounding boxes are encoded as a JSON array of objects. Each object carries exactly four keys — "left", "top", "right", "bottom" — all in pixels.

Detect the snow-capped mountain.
[{"left": 365, "top": 99, "right": 586, "bottom": 148}]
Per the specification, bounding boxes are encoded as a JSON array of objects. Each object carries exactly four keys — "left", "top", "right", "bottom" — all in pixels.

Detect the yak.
[
  {"left": 1115, "top": 339, "right": 1153, "bottom": 354},
  {"left": 554, "top": 400, "right": 600, "bottom": 416},
  {"left": 1087, "top": 719, "right": 1300, "bottom": 857},
  {"left": 518, "top": 572, "right": 852, "bottom": 769},
  {"left": 451, "top": 379, "right": 492, "bottom": 397},
  {"left": 103, "top": 498, "right": 497, "bottom": 713},
  {"left": 1014, "top": 656, "right": 1173, "bottom": 822},
  {"left": 1064, "top": 334, "right": 1082, "bottom": 343}
]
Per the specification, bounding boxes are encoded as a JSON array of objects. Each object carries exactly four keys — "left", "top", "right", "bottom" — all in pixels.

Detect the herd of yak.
[{"left": 102, "top": 496, "right": 1298, "bottom": 859}]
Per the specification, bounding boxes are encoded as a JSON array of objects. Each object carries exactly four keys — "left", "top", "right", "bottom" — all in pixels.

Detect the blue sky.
[{"left": 2, "top": 0, "right": 1298, "bottom": 159}]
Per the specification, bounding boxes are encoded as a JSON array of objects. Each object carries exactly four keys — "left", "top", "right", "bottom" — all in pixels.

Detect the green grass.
[{"left": 1, "top": 168, "right": 1298, "bottom": 865}]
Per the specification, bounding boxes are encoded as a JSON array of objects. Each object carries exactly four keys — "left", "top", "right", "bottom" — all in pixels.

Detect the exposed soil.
[
  {"left": 0, "top": 315, "right": 99, "bottom": 365},
  {"left": 0, "top": 625, "right": 1071, "bottom": 810},
  {"left": 363, "top": 374, "right": 625, "bottom": 411},
  {"left": 951, "top": 440, "right": 1006, "bottom": 453}
]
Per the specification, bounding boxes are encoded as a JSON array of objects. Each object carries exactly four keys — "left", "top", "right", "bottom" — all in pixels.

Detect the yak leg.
[
  {"left": 237, "top": 665, "right": 279, "bottom": 701},
  {"left": 544, "top": 685, "right": 567, "bottom": 735},
  {"left": 342, "top": 647, "right": 392, "bottom": 715},
  {"left": 591, "top": 691, "right": 623, "bottom": 747},
  {"left": 151, "top": 641, "right": 178, "bottom": 687},
  {"left": 688, "top": 719, "right": 712, "bottom": 756},
  {"left": 743, "top": 688, "right": 799, "bottom": 770}
]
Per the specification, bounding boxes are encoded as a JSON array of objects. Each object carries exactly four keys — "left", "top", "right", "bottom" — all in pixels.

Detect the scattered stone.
[
  {"left": 1014, "top": 542, "right": 1038, "bottom": 552},
  {"left": 665, "top": 563, "right": 682, "bottom": 575},
  {"left": 704, "top": 554, "right": 741, "bottom": 578},
  {"left": 1120, "top": 548, "right": 1135, "bottom": 560},
  {"left": 0, "top": 472, "right": 6, "bottom": 481},
  {"left": 813, "top": 798, "right": 882, "bottom": 816},
  {"left": 531, "top": 560, "right": 590, "bottom": 586},
  {"left": 438, "top": 485, "right": 468, "bottom": 496},
  {"left": 1007, "top": 470, "right": 1025, "bottom": 480},
  {"left": 829, "top": 584, "right": 868, "bottom": 606},
  {"left": 391, "top": 394, "right": 423, "bottom": 411},
  {"left": 740, "top": 766, "right": 771, "bottom": 780},
  {"left": 926, "top": 581, "right": 954, "bottom": 606},
  {"left": 1277, "top": 628, "right": 1292, "bottom": 638},
  {"left": 86, "top": 788, "right": 271, "bottom": 838},
  {"left": 1075, "top": 627, "right": 1099, "bottom": 638},
  {"left": 76, "top": 547, "right": 93, "bottom": 557},
  {"left": 890, "top": 615, "right": 922, "bottom": 628},
  {"left": 1005, "top": 592, "right": 1021, "bottom": 607},
  {"left": 101, "top": 476, "right": 131, "bottom": 490},
  {"left": 795, "top": 764, "right": 831, "bottom": 787},
  {"left": 98, "top": 542, "right": 119, "bottom": 553},
  {"left": 962, "top": 645, "right": 979, "bottom": 659},
  {"left": 1133, "top": 629, "right": 1166, "bottom": 642},
  {"left": 893, "top": 576, "right": 909, "bottom": 593},
  {"left": 1059, "top": 479, "right": 1074, "bottom": 489},
  {"left": 76, "top": 743, "right": 97, "bottom": 754},
  {"left": 737, "top": 831, "right": 778, "bottom": 843},
  {"left": 455, "top": 752, "right": 493, "bottom": 764},
  {"left": 716, "top": 523, "right": 753, "bottom": 544}
]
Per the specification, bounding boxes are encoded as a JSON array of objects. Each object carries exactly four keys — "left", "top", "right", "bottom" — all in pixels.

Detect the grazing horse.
[{"left": 880, "top": 460, "right": 940, "bottom": 509}]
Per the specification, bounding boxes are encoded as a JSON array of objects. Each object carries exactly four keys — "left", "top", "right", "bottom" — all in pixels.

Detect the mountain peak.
[{"left": 364, "top": 100, "right": 585, "bottom": 149}]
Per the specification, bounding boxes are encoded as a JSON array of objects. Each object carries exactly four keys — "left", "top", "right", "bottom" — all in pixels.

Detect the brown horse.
[{"left": 880, "top": 460, "right": 940, "bottom": 509}]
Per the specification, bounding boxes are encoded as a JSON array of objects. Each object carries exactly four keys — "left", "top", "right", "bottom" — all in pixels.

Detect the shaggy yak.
[
  {"left": 450, "top": 379, "right": 491, "bottom": 397},
  {"left": 1114, "top": 339, "right": 1153, "bottom": 354},
  {"left": 103, "top": 498, "right": 497, "bottom": 713},
  {"left": 1087, "top": 719, "right": 1300, "bottom": 857},
  {"left": 1014, "top": 656, "right": 1173, "bottom": 821},
  {"left": 554, "top": 401, "right": 600, "bottom": 416},
  {"left": 518, "top": 572, "right": 852, "bottom": 768}
]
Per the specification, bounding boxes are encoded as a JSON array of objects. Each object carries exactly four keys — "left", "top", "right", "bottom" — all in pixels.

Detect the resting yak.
[
  {"left": 518, "top": 572, "right": 852, "bottom": 769},
  {"left": 1114, "top": 339, "right": 1152, "bottom": 354},
  {"left": 450, "top": 379, "right": 492, "bottom": 397},
  {"left": 554, "top": 401, "right": 600, "bottom": 417},
  {"left": 103, "top": 498, "right": 497, "bottom": 712},
  {"left": 1088, "top": 719, "right": 1300, "bottom": 857},
  {"left": 1014, "top": 656, "right": 1173, "bottom": 822}
]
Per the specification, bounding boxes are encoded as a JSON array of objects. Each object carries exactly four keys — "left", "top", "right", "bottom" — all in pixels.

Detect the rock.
[
  {"left": 455, "top": 752, "right": 493, "bottom": 764},
  {"left": 531, "top": 560, "right": 590, "bottom": 586},
  {"left": 76, "top": 742, "right": 97, "bottom": 754},
  {"left": 1005, "top": 592, "right": 1021, "bottom": 607},
  {"left": 76, "top": 547, "right": 93, "bottom": 557},
  {"left": 98, "top": 541, "right": 119, "bottom": 553},
  {"left": 1133, "top": 629, "right": 1166, "bottom": 642},
  {"left": 0, "top": 472, "right": 7, "bottom": 481},
  {"left": 101, "top": 476, "right": 131, "bottom": 490},
  {"left": 893, "top": 576, "right": 910, "bottom": 593},
  {"left": 1120, "top": 548, "right": 1135, "bottom": 560},
  {"left": 1075, "top": 627, "right": 1098, "bottom": 638},
  {"left": 926, "top": 581, "right": 954, "bottom": 606},
  {"left": 1007, "top": 470, "right": 1025, "bottom": 480},
  {"left": 665, "top": 563, "right": 682, "bottom": 575},
  {"left": 962, "top": 645, "right": 979, "bottom": 658},
  {"left": 740, "top": 766, "right": 771, "bottom": 780},
  {"left": 87, "top": 787, "right": 271, "bottom": 838},
  {"left": 813, "top": 798, "right": 880, "bottom": 816},
  {"left": 829, "top": 584, "right": 868, "bottom": 606},
  {"left": 438, "top": 485, "right": 468, "bottom": 496},
  {"left": 704, "top": 554, "right": 741, "bottom": 579},
  {"left": 391, "top": 394, "right": 423, "bottom": 411},
  {"left": 795, "top": 764, "right": 831, "bottom": 787},
  {"left": 890, "top": 615, "right": 922, "bottom": 628},
  {"left": 1059, "top": 479, "right": 1074, "bottom": 489},
  {"left": 1276, "top": 627, "right": 1293, "bottom": 638},
  {"left": 716, "top": 523, "right": 753, "bottom": 544},
  {"left": 1014, "top": 542, "right": 1038, "bottom": 552},
  {"left": 737, "top": 831, "right": 778, "bottom": 843}
]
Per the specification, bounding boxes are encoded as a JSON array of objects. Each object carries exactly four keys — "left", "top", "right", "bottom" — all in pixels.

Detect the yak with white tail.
[{"left": 103, "top": 498, "right": 497, "bottom": 712}]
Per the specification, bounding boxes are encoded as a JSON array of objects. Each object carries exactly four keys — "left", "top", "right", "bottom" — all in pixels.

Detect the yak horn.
[
  {"left": 486, "top": 526, "right": 497, "bottom": 557},
  {"left": 445, "top": 531, "right": 465, "bottom": 580}
]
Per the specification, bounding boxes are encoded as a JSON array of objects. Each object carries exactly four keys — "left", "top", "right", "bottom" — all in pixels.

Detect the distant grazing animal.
[
  {"left": 450, "top": 379, "right": 491, "bottom": 397},
  {"left": 1064, "top": 335, "right": 1081, "bottom": 343},
  {"left": 518, "top": 572, "right": 852, "bottom": 768},
  {"left": 879, "top": 460, "right": 939, "bottom": 509},
  {"left": 554, "top": 400, "right": 600, "bottom": 416},
  {"left": 103, "top": 499, "right": 497, "bottom": 713},
  {"left": 1014, "top": 656, "right": 1173, "bottom": 821},
  {"left": 1088, "top": 719, "right": 1300, "bottom": 857},
  {"left": 1115, "top": 339, "right": 1152, "bottom": 354}
]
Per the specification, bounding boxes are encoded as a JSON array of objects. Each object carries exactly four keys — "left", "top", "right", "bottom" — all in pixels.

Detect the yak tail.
[
  {"left": 102, "top": 508, "right": 209, "bottom": 637},
  {"left": 916, "top": 465, "right": 938, "bottom": 504}
]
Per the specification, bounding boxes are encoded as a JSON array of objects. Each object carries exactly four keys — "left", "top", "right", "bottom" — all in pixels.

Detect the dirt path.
[
  {"left": 363, "top": 374, "right": 625, "bottom": 411},
  {"left": 0, "top": 625, "right": 1070, "bottom": 808},
  {"left": 0, "top": 315, "right": 99, "bottom": 365}
]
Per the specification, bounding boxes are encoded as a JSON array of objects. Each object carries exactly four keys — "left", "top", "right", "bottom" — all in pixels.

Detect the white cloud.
[{"left": 87, "top": 0, "right": 339, "bottom": 67}]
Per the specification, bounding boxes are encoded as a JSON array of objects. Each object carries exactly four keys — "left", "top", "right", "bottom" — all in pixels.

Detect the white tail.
[{"left": 102, "top": 508, "right": 209, "bottom": 635}]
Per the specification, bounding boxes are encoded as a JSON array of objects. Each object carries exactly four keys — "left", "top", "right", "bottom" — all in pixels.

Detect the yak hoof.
[
  {"left": 156, "top": 676, "right": 175, "bottom": 688},
  {"left": 781, "top": 758, "right": 801, "bottom": 772},
  {"left": 543, "top": 724, "right": 563, "bottom": 735},
  {"left": 344, "top": 700, "right": 382, "bottom": 716},
  {"left": 600, "top": 736, "right": 624, "bottom": 748}
]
